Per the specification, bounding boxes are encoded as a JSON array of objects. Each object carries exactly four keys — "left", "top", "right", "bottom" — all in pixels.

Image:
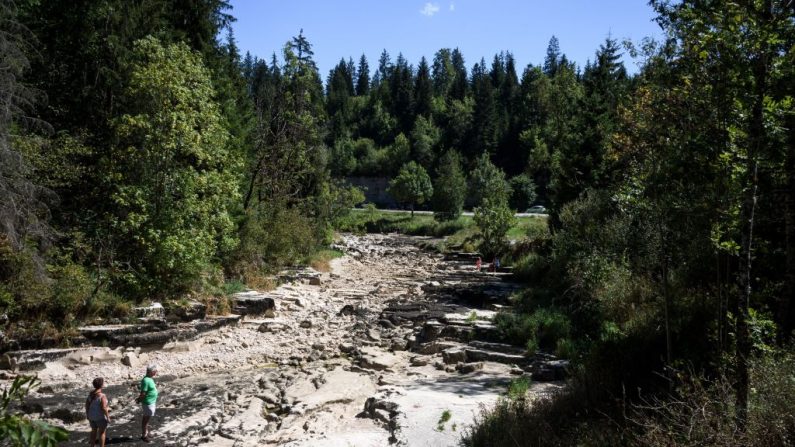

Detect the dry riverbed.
[{"left": 2, "top": 234, "right": 564, "bottom": 446}]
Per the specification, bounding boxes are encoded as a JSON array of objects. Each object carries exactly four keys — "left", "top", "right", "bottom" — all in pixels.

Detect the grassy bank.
[{"left": 336, "top": 207, "right": 548, "bottom": 253}]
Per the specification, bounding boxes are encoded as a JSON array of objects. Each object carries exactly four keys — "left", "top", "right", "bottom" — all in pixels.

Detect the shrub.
[
  {"left": 509, "top": 174, "right": 537, "bottom": 211},
  {"left": 474, "top": 197, "right": 515, "bottom": 258},
  {"left": 0, "top": 376, "right": 69, "bottom": 446},
  {"left": 49, "top": 263, "right": 92, "bottom": 324},
  {"left": 462, "top": 379, "right": 622, "bottom": 447},
  {"left": 554, "top": 338, "right": 577, "bottom": 359},
  {"left": 512, "top": 253, "right": 546, "bottom": 282},
  {"left": 495, "top": 308, "right": 571, "bottom": 352},
  {"left": 232, "top": 206, "right": 318, "bottom": 275},
  {"left": 433, "top": 150, "right": 466, "bottom": 221},
  {"left": 306, "top": 249, "right": 343, "bottom": 272},
  {"left": 222, "top": 279, "right": 246, "bottom": 295},
  {"left": 199, "top": 295, "right": 232, "bottom": 316},
  {"left": 506, "top": 376, "right": 532, "bottom": 400},
  {"left": 630, "top": 353, "right": 795, "bottom": 445}
]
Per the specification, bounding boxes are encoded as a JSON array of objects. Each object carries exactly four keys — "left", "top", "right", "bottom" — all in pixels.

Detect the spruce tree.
[
  {"left": 377, "top": 49, "right": 392, "bottom": 84},
  {"left": 390, "top": 53, "right": 415, "bottom": 133},
  {"left": 356, "top": 54, "right": 370, "bottom": 95},
  {"left": 432, "top": 48, "right": 454, "bottom": 96},
  {"left": 414, "top": 56, "right": 433, "bottom": 118},
  {"left": 544, "top": 35, "right": 561, "bottom": 77},
  {"left": 450, "top": 48, "right": 468, "bottom": 100},
  {"left": 471, "top": 59, "right": 498, "bottom": 157}
]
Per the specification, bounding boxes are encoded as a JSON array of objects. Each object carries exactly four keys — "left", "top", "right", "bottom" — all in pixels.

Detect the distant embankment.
[{"left": 345, "top": 176, "right": 400, "bottom": 209}]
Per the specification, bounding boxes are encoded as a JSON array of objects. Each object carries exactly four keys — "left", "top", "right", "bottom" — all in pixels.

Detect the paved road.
[{"left": 352, "top": 208, "right": 548, "bottom": 218}]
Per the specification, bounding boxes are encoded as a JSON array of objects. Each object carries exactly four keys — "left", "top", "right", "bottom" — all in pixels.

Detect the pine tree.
[
  {"left": 356, "top": 54, "right": 370, "bottom": 95},
  {"left": 345, "top": 57, "right": 356, "bottom": 93},
  {"left": 414, "top": 56, "right": 433, "bottom": 118},
  {"left": 471, "top": 59, "right": 498, "bottom": 157},
  {"left": 376, "top": 49, "right": 392, "bottom": 85},
  {"left": 579, "top": 37, "right": 628, "bottom": 189},
  {"left": 390, "top": 53, "right": 414, "bottom": 133},
  {"left": 544, "top": 35, "right": 561, "bottom": 77},
  {"left": 432, "top": 48, "right": 454, "bottom": 96},
  {"left": 450, "top": 48, "right": 468, "bottom": 100},
  {"left": 0, "top": 1, "right": 54, "bottom": 252},
  {"left": 496, "top": 52, "right": 521, "bottom": 172},
  {"left": 490, "top": 53, "right": 505, "bottom": 89},
  {"left": 326, "top": 60, "right": 354, "bottom": 141}
]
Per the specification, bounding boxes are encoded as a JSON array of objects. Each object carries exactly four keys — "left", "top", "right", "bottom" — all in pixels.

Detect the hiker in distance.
[{"left": 137, "top": 364, "right": 159, "bottom": 442}]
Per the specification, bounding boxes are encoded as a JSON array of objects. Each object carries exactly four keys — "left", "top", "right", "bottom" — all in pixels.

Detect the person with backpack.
[{"left": 85, "top": 377, "right": 110, "bottom": 447}]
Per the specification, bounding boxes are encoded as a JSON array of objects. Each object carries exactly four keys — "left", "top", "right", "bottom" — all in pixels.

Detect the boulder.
[
  {"left": 232, "top": 293, "right": 275, "bottom": 316},
  {"left": 133, "top": 302, "right": 165, "bottom": 319},
  {"left": 359, "top": 349, "right": 399, "bottom": 371},
  {"left": 409, "top": 356, "right": 430, "bottom": 367},
  {"left": 464, "top": 348, "right": 526, "bottom": 364},
  {"left": 162, "top": 340, "right": 198, "bottom": 352},
  {"left": 531, "top": 359, "right": 569, "bottom": 381},
  {"left": 63, "top": 348, "right": 123, "bottom": 367},
  {"left": 366, "top": 329, "right": 381, "bottom": 341},
  {"left": 441, "top": 348, "right": 467, "bottom": 365},
  {"left": 416, "top": 341, "right": 460, "bottom": 355},
  {"left": 164, "top": 300, "right": 207, "bottom": 322},
  {"left": 258, "top": 391, "right": 281, "bottom": 406},
  {"left": 457, "top": 362, "right": 484, "bottom": 374},
  {"left": 417, "top": 321, "right": 444, "bottom": 343},
  {"left": 362, "top": 397, "right": 398, "bottom": 415},
  {"left": 121, "top": 352, "right": 149, "bottom": 369},
  {"left": 390, "top": 339, "right": 407, "bottom": 351}
]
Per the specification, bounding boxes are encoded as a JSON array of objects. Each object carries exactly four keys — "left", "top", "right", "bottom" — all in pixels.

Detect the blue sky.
[{"left": 228, "top": 1, "right": 662, "bottom": 78}]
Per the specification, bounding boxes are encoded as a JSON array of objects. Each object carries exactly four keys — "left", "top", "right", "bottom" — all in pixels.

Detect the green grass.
[
  {"left": 222, "top": 279, "right": 247, "bottom": 295},
  {"left": 506, "top": 376, "right": 532, "bottom": 400},
  {"left": 507, "top": 217, "right": 548, "bottom": 240},
  {"left": 337, "top": 208, "right": 545, "bottom": 255},
  {"left": 437, "top": 409, "right": 453, "bottom": 431},
  {"left": 338, "top": 209, "right": 471, "bottom": 236},
  {"left": 305, "top": 248, "right": 344, "bottom": 272}
]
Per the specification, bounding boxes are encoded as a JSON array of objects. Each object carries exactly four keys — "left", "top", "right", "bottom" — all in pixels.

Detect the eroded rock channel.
[{"left": 2, "top": 234, "right": 564, "bottom": 446}]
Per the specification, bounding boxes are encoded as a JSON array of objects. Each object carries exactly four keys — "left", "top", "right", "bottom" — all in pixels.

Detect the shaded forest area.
[
  {"left": 2, "top": 0, "right": 795, "bottom": 445},
  {"left": 1, "top": 0, "right": 363, "bottom": 337}
]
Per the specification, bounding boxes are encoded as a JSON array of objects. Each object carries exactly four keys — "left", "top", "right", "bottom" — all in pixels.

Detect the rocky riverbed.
[{"left": 1, "top": 234, "right": 564, "bottom": 446}]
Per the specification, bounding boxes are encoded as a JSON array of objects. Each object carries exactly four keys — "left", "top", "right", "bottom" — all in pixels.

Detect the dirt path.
[{"left": 10, "top": 234, "right": 561, "bottom": 446}]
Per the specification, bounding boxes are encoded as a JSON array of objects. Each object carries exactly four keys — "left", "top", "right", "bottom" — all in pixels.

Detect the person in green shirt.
[{"left": 136, "top": 364, "right": 158, "bottom": 442}]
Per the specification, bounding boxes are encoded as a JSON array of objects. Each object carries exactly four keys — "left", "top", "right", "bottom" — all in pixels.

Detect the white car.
[{"left": 527, "top": 205, "right": 546, "bottom": 214}]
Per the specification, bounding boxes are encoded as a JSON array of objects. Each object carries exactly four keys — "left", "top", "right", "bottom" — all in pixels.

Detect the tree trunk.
[
  {"left": 735, "top": 159, "right": 757, "bottom": 430},
  {"left": 736, "top": 5, "right": 769, "bottom": 424},
  {"left": 781, "top": 108, "right": 795, "bottom": 341},
  {"left": 663, "top": 250, "right": 673, "bottom": 385}
]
